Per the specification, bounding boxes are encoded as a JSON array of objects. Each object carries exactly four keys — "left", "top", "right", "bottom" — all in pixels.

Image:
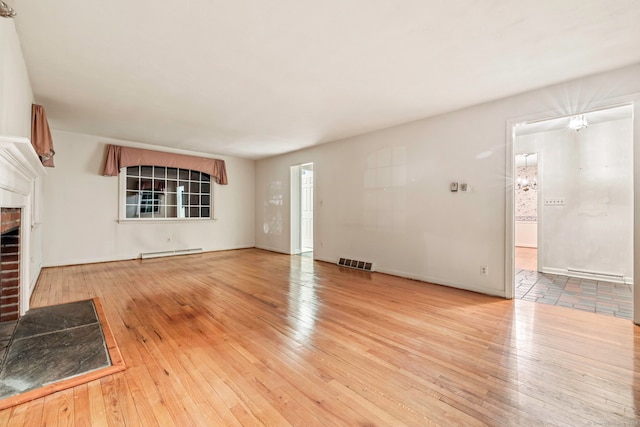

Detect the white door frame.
[
  {"left": 300, "top": 163, "right": 314, "bottom": 252},
  {"left": 290, "top": 162, "right": 314, "bottom": 255},
  {"left": 505, "top": 95, "right": 639, "bottom": 324},
  {"left": 290, "top": 164, "right": 302, "bottom": 255}
]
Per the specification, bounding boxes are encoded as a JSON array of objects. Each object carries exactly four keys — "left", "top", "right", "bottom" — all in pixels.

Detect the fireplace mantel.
[
  {"left": 0, "top": 136, "right": 46, "bottom": 195},
  {"left": 0, "top": 135, "right": 46, "bottom": 317}
]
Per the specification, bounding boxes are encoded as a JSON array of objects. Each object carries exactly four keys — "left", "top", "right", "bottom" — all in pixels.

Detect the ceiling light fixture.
[
  {"left": 568, "top": 115, "right": 588, "bottom": 131},
  {"left": 0, "top": 1, "right": 16, "bottom": 18}
]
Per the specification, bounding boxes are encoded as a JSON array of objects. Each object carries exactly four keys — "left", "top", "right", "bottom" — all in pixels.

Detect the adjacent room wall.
[
  {"left": 517, "top": 118, "right": 634, "bottom": 282},
  {"left": 514, "top": 156, "right": 538, "bottom": 248},
  {"left": 0, "top": 18, "right": 43, "bottom": 292},
  {"left": 42, "top": 131, "right": 256, "bottom": 266},
  {"left": 255, "top": 63, "right": 640, "bottom": 297}
]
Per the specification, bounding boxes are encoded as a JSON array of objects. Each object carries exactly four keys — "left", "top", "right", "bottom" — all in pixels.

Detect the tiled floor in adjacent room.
[{"left": 515, "top": 247, "right": 633, "bottom": 320}]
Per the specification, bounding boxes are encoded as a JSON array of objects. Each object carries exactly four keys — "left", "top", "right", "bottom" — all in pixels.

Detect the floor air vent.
[{"left": 337, "top": 258, "right": 374, "bottom": 272}]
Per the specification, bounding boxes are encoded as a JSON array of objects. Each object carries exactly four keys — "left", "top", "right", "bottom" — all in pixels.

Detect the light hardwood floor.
[
  {"left": 515, "top": 246, "right": 537, "bottom": 271},
  {"left": 2, "top": 248, "right": 639, "bottom": 425}
]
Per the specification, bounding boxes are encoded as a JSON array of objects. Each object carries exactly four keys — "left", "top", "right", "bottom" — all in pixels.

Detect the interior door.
[{"left": 301, "top": 167, "right": 313, "bottom": 251}]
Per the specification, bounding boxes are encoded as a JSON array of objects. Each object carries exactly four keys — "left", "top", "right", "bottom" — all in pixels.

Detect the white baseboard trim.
[
  {"left": 43, "top": 247, "right": 505, "bottom": 298},
  {"left": 255, "top": 245, "right": 291, "bottom": 255},
  {"left": 28, "top": 263, "right": 42, "bottom": 301},
  {"left": 312, "top": 256, "right": 506, "bottom": 297},
  {"left": 24, "top": 263, "right": 43, "bottom": 314},
  {"left": 42, "top": 245, "right": 255, "bottom": 268},
  {"left": 43, "top": 254, "right": 138, "bottom": 268},
  {"left": 376, "top": 267, "right": 506, "bottom": 298}
]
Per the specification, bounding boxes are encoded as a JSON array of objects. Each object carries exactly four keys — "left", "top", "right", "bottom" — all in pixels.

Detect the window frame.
[{"left": 118, "top": 165, "right": 214, "bottom": 222}]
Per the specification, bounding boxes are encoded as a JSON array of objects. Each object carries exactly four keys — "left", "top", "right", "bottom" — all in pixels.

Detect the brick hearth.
[{"left": 0, "top": 208, "right": 21, "bottom": 322}]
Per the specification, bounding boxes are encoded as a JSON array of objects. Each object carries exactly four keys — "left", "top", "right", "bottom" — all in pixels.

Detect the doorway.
[
  {"left": 514, "top": 153, "right": 539, "bottom": 273},
  {"left": 510, "top": 104, "right": 634, "bottom": 319},
  {"left": 300, "top": 164, "right": 314, "bottom": 253},
  {"left": 290, "top": 163, "right": 314, "bottom": 255}
]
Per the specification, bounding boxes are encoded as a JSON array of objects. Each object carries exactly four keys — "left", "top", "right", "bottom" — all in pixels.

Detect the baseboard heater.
[
  {"left": 566, "top": 268, "right": 624, "bottom": 280},
  {"left": 140, "top": 248, "right": 203, "bottom": 259},
  {"left": 337, "top": 257, "right": 374, "bottom": 272}
]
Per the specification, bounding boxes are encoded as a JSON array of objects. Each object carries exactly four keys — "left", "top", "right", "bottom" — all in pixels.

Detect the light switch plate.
[{"left": 545, "top": 198, "right": 565, "bottom": 206}]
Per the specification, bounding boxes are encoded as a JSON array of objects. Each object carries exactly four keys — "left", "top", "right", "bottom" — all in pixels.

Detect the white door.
[{"left": 301, "top": 167, "right": 313, "bottom": 251}]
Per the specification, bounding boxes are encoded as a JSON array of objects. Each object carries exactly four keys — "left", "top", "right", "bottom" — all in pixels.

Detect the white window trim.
[{"left": 117, "top": 166, "right": 215, "bottom": 222}]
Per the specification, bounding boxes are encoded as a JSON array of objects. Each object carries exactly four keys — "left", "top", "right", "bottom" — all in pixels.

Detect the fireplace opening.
[{"left": 1, "top": 208, "right": 21, "bottom": 323}]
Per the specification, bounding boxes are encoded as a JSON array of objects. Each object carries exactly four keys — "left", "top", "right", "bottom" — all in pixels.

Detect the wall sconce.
[{"left": 569, "top": 115, "right": 588, "bottom": 131}]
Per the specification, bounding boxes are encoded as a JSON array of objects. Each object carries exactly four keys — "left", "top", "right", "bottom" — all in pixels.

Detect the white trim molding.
[{"left": 0, "top": 136, "right": 46, "bottom": 316}]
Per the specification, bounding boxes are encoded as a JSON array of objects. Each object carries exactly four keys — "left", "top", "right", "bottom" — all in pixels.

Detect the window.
[{"left": 121, "top": 166, "right": 212, "bottom": 220}]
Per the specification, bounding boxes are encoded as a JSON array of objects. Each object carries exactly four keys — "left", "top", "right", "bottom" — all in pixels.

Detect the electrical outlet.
[{"left": 480, "top": 266, "right": 488, "bottom": 275}]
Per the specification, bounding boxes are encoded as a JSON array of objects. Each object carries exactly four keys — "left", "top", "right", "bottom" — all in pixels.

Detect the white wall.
[
  {"left": 0, "top": 19, "right": 43, "bottom": 295},
  {"left": 517, "top": 118, "right": 633, "bottom": 282},
  {"left": 0, "top": 19, "right": 32, "bottom": 139},
  {"left": 256, "top": 63, "right": 640, "bottom": 297},
  {"left": 515, "top": 222, "right": 537, "bottom": 248},
  {"left": 42, "top": 131, "right": 255, "bottom": 266}
]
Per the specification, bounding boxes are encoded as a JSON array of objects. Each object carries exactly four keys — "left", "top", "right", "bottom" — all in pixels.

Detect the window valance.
[
  {"left": 102, "top": 144, "right": 228, "bottom": 185},
  {"left": 31, "top": 104, "right": 55, "bottom": 167}
]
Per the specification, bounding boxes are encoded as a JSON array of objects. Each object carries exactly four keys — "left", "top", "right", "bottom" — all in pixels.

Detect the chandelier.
[{"left": 516, "top": 154, "right": 537, "bottom": 192}]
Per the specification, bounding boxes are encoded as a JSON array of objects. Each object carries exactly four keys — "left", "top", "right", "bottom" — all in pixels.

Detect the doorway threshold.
[{"left": 515, "top": 269, "right": 632, "bottom": 320}]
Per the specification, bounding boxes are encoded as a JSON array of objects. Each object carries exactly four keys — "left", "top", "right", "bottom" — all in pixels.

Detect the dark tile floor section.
[
  {"left": 515, "top": 269, "right": 633, "bottom": 320},
  {"left": 14, "top": 300, "right": 99, "bottom": 339},
  {"left": 0, "top": 300, "right": 111, "bottom": 399},
  {"left": 0, "top": 322, "right": 16, "bottom": 368}
]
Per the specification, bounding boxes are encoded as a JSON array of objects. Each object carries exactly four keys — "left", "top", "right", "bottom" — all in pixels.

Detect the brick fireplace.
[
  {"left": 0, "top": 208, "right": 21, "bottom": 322},
  {"left": 0, "top": 136, "right": 46, "bottom": 319}
]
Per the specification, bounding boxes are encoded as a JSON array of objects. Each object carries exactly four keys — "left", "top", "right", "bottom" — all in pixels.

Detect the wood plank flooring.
[
  {"left": 2, "top": 248, "right": 639, "bottom": 426},
  {"left": 515, "top": 246, "right": 537, "bottom": 271}
]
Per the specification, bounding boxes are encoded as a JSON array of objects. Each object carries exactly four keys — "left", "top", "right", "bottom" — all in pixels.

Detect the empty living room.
[{"left": 1, "top": 1, "right": 640, "bottom": 425}]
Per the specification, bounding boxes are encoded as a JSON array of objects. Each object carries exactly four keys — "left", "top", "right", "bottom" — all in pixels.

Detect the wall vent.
[
  {"left": 337, "top": 257, "right": 374, "bottom": 272},
  {"left": 140, "top": 248, "right": 203, "bottom": 259}
]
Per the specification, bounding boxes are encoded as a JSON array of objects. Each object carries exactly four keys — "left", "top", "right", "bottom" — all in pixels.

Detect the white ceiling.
[{"left": 13, "top": 0, "right": 640, "bottom": 159}]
